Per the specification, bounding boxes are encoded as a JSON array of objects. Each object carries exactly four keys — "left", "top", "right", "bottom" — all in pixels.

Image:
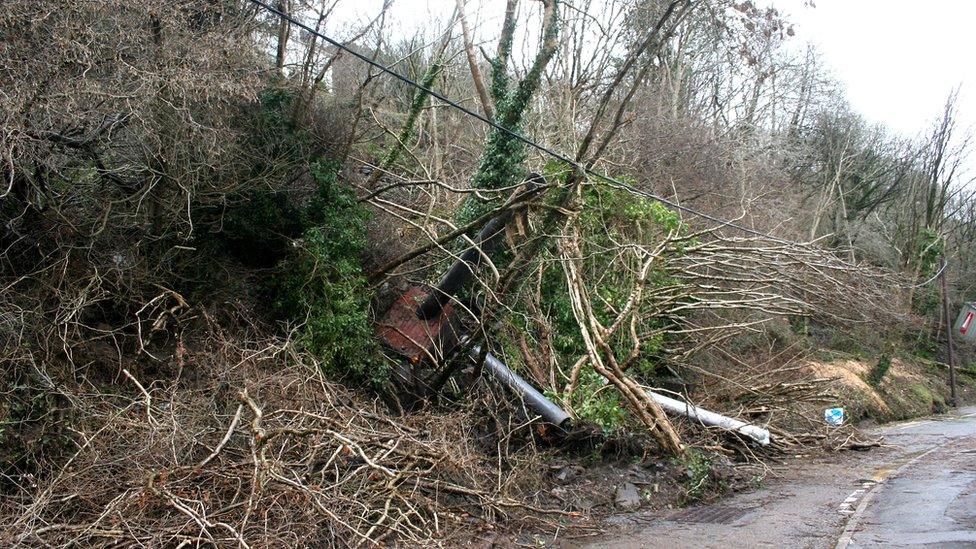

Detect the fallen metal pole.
[
  {"left": 415, "top": 174, "right": 546, "bottom": 321},
  {"left": 415, "top": 212, "right": 512, "bottom": 320},
  {"left": 646, "top": 389, "right": 771, "bottom": 446},
  {"left": 471, "top": 346, "right": 571, "bottom": 427}
]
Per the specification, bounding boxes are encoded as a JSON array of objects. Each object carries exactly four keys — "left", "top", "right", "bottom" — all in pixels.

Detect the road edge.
[{"left": 833, "top": 443, "right": 944, "bottom": 549}]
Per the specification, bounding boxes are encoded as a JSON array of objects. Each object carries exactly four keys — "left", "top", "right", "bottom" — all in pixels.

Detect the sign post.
[
  {"left": 954, "top": 303, "right": 976, "bottom": 342},
  {"left": 939, "top": 257, "right": 958, "bottom": 406}
]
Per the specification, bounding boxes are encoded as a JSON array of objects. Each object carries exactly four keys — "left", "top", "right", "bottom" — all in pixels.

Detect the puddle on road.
[{"left": 867, "top": 451, "right": 924, "bottom": 483}]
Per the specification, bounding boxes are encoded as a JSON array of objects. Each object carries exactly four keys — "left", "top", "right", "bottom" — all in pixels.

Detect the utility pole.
[{"left": 938, "top": 256, "right": 958, "bottom": 406}]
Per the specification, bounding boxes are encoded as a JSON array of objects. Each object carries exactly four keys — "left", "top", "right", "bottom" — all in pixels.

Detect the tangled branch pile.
[
  {"left": 0, "top": 333, "right": 561, "bottom": 547},
  {"left": 447, "top": 175, "right": 898, "bottom": 451}
]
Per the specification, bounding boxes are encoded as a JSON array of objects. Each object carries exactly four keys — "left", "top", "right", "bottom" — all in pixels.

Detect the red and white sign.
[{"left": 962, "top": 312, "right": 974, "bottom": 335}]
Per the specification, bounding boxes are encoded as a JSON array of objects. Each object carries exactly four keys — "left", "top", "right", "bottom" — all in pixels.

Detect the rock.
[
  {"left": 615, "top": 482, "right": 641, "bottom": 510},
  {"left": 556, "top": 465, "right": 584, "bottom": 482}
]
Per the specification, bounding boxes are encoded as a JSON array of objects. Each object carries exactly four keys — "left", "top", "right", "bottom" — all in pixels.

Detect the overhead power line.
[
  {"left": 247, "top": 0, "right": 795, "bottom": 245},
  {"left": 911, "top": 259, "right": 948, "bottom": 288}
]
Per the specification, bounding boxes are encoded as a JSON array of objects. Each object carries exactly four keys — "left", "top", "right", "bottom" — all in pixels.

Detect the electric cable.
[
  {"left": 910, "top": 260, "right": 948, "bottom": 288},
  {"left": 248, "top": 0, "right": 801, "bottom": 245}
]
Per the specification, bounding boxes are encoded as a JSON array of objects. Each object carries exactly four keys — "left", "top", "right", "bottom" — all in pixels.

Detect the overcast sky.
[
  {"left": 330, "top": 0, "right": 974, "bottom": 142},
  {"left": 771, "top": 0, "right": 975, "bottom": 140}
]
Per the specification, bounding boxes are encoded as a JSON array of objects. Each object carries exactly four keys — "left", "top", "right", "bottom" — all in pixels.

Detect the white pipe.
[
  {"left": 646, "top": 389, "right": 771, "bottom": 446},
  {"left": 471, "top": 346, "right": 571, "bottom": 427}
]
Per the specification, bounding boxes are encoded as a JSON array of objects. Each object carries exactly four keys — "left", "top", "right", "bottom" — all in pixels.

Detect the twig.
[
  {"left": 122, "top": 369, "right": 156, "bottom": 428},
  {"left": 197, "top": 404, "right": 244, "bottom": 468}
]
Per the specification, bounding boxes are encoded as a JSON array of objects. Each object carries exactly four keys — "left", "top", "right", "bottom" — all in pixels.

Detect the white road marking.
[{"left": 836, "top": 481, "right": 877, "bottom": 514}]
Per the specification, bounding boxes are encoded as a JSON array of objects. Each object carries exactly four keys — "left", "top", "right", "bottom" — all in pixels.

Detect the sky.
[
  {"left": 328, "top": 0, "right": 975, "bottom": 143},
  {"left": 771, "top": 0, "right": 975, "bottom": 141}
]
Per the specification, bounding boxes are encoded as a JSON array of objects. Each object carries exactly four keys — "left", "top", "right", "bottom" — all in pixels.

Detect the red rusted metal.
[{"left": 376, "top": 286, "right": 461, "bottom": 370}]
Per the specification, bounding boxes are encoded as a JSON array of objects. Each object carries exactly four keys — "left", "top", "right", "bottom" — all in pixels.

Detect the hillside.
[{"left": 1, "top": 0, "right": 974, "bottom": 546}]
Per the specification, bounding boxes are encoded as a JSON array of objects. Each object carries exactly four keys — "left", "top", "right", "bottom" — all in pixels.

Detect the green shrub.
[
  {"left": 178, "top": 92, "right": 382, "bottom": 383},
  {"left": 914, "top": 336, "right": 940, "bottom": 361},
  {"left": 273, "top": 162, "right": 385, "bottom": 384},
  {"left": 679, "top": 449, "right": 717, "bottom": 503},
  {"left": 220, "top": 188, "right": 307, "bottom": 266},
  {"left": 180, "top": 87, "right": 316, "bottom": 286},
  {"left": 868, "top": 354, "right": 892, "bottom": 386},
  {"left": 218, "top": 88, "right": 312, "bottom": 264},
  {"left": 556, "top": 369, "right": 627, "bottom": 434},
  {"left": 534, "top": 174, "right": 686, "bottom": 430}
]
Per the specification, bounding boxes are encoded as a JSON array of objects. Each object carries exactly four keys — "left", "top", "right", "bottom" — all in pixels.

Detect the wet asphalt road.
[
  {"left": 842, "top": 408, "right": 976, "bottom": 548},
  {"left": 582, "top": 406, "right": 976, "bottom": 549}
]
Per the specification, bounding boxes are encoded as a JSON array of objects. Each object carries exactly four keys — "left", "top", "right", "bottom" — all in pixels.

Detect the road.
[{"left": 581, "top": 406, "right": 976, "bottom": 549}]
